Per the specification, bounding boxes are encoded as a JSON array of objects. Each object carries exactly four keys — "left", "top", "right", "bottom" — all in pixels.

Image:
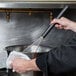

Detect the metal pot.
[
  {"left": 14, "top": 72, "right": 33, "bottom": 76},
  {"left": 9, "top": 70, "right": 43, "bottom": 76}
]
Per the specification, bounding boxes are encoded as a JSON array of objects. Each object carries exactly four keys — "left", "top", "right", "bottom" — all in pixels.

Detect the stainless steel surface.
[
  {"left": 0, "top": 2, "right": 75, "bottom": 8},
  {"left": 0, "top": 51, "right": 8, "bottom": 68},
  {"left": 0, "top": 9, "right": 75, "bottom": 52},
  {"left": 0, "top": 0, "right": 76, "bottom": 1},
  {"left": 0, "top": 12, "right": 50, "bottom": 50}
]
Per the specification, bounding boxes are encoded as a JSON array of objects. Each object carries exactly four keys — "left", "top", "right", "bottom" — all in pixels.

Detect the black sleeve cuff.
[{"left": 36, "top": 53, "right": 48, "bottom": 74}]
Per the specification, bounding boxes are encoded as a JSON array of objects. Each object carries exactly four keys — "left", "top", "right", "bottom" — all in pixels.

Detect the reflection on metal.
[
  {"left": 0, "top": 0, "right": 76, "bottom": 1},
  {"left": 29, "top": 45, "right": 50, "bottom": 53},
  {"left": 6, "top": 12, "right": 10, "bottom": 22},
  {"left": 50, "top": 12, "right": 53, "bottom": 21},
  {"left": 5, "top": 45, "right": 50, "bottom": 53},
  {"left": 28, "top": 11, "right": 32, "bottom": 16},
  {"left": 0, "top": 2, "right": 75, "bottom": 8},
  {"left": 0, "top": 9, "right": 51, "bottom": 13},
  {"left": 0, "top": 12, "right": 50, "bottom": 50},
  {"left": 0, "top": 8, "right": 51, "bottom": 21},
  {"left": 0, "top": 9, "right": 51, "bottom": 22}
]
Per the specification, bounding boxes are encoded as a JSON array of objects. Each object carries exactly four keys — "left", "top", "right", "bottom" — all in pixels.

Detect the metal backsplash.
[{"left": 0, "top": 9, "right": 76, "bottom": 51}]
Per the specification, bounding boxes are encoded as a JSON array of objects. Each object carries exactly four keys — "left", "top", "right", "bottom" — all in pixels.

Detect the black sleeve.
[{"left": 36, "top": 45, "right": 76, "bottom": 74}]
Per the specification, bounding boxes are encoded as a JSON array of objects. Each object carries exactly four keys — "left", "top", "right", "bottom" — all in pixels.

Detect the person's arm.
[
  {"left": 11, "top": 17, "right": 76, "bottom": 74},
  {"left": 51, "top": 17, "right": 76, "bottom": 32},
  {"left": 11, "top": 44, "right": 76, "bottom": 74},
  {"left": 36, "top": 44, "right": 76, "bottom": 74}
]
